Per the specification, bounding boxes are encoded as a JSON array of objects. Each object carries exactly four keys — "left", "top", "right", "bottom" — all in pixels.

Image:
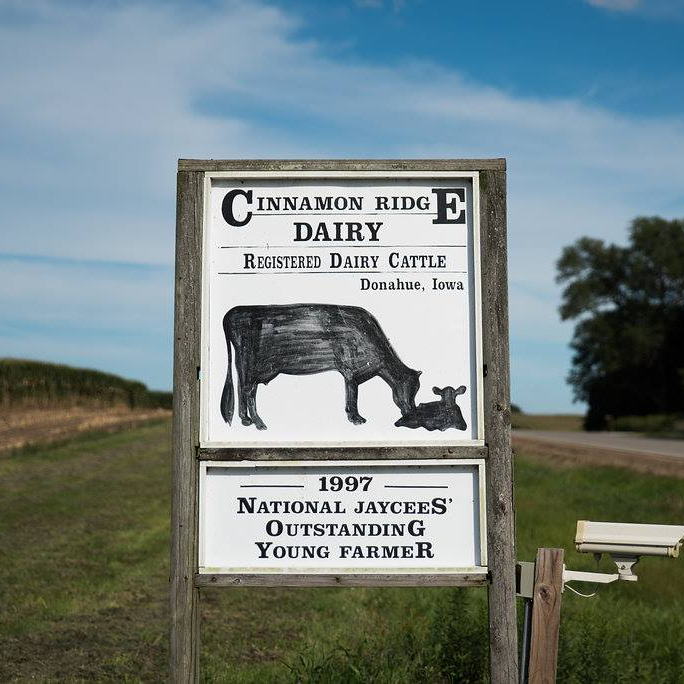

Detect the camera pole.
[
  {"left": 519, "top": 596, "right": 533, "bottom": 682},
  {"left": 527, "top": 548, "right": 565, "bottom": 684}
]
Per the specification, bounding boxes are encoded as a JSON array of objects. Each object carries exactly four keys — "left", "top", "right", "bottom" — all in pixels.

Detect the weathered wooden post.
[
  {"left": 170, "top": 170, "right": 203, "bottom": 680},
  {"left": 170, "top": 160, "right": 517, "bottom": 682},
  {"left": 528, "top": 548, "right": 565, "bottom": 684},
  {"left": 480, "top": 166, "right": 518, "bottom": 683}
]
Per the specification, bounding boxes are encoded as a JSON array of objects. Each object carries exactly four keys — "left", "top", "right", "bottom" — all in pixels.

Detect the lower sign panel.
[{"left": 199, "top": 460, "right": 487, "bottom": 575}]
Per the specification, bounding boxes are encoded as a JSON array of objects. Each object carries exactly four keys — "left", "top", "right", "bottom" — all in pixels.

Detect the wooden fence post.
[{"left": 528, "top": 548, "right": 564, "bottom": 684}]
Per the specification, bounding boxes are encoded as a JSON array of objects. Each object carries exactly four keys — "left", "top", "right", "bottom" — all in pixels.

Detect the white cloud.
[
  {"left": 584, "top": 0, "right": 684, "bottom": 16},
  {"left": 586, "top": 0, "right": 640, "bottom": 11},
  {"left": 0, "top": 0, "right": 683, "bottom": 409},
  {"left": 0, "top": 255, "right": 173, "bottom": 388},
  {"left": 354, "top": 0, "right": 407, "bottom": 9}
]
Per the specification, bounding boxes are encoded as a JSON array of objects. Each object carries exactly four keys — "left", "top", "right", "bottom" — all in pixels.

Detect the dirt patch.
[
  {"left": 513, "top": 435, "right": 684, "bottom": 479},
  {"left": 0, "top": 406, "right": 170, "bottom": 454}
]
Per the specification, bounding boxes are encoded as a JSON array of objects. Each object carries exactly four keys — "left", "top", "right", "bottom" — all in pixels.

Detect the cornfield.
[{"left": 0, "top": 359, "right": 171, "bottom": 409}]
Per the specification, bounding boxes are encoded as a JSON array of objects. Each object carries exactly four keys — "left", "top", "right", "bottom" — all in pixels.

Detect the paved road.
[{"left": 513, "top": 430, "right": 684, "bottom": 460}]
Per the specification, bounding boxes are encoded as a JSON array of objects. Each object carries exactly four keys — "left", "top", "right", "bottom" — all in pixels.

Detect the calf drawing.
[
  {"left": 220, "top": 304, "right": 421, "bottom": 430},
  {"left": 394, "top": 385, "right": 468, "bottom": 431}
]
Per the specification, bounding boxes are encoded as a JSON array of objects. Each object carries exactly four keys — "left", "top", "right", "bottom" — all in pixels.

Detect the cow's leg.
[
  {"left": 235, "top": 348, "right": 252, "bottom": 426},
  {"left": 238, "top": 390, "right": 251, "bottom": 426},
  {"left": 344, "top": 377, "right": 366, "bottom": 425},
  {"left": 246, "top": 382, "right": 267, "bottom": 430}
]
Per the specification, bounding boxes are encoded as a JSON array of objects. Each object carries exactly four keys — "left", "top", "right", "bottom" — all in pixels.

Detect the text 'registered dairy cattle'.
[{"left": 220, "top": 304, "right": 421, "bottom": 430}]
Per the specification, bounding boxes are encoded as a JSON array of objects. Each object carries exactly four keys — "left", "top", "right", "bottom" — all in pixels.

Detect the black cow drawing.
[
  {"left": 220, "top": 304, "right": 421, "bottom": 430},
  {"left": 394, "top": 385, "right": 468, "bottom": 431}
]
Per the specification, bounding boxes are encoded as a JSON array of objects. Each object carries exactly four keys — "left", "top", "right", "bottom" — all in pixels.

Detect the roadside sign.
[
  {"left": 171, "top": 160, "right": 516, "bottom": 683},
  {"left": 200, "top": 172, "right": 483, "bottom": 447},
  {"left": 199, "top": 460, "right": 486, "bottom": 576}
]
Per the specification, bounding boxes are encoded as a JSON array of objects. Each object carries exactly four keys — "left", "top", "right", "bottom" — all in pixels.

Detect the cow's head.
[
  {"left": 393, "top": 368, "right": 422, "bottom": 416},
  {"left": 433, "top": 385, "right": 467, "bottom": 430}
]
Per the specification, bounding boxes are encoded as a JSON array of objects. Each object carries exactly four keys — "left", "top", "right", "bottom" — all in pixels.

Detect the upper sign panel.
[{"left": 200, "top": 172, "right": 483, "bottom": 447}]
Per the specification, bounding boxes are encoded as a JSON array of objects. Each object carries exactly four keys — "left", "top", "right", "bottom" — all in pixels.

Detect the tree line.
[{"left": 557, "top": 216, "right": 684, "bottom": 430}]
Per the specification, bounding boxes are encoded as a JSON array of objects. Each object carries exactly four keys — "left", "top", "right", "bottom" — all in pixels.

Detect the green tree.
[{"left": 556, "top": 216, "right": 684, "bottom": 430}]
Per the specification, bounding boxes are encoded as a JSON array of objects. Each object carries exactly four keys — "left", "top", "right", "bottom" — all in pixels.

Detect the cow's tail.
[{"left": 220, "top": 312, "right": 234, "bottom": 424}]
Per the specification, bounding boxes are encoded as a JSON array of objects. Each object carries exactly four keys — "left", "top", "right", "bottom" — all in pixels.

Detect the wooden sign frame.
[{"left": 170, "top": 159, "right": 516, "bottom": 682}]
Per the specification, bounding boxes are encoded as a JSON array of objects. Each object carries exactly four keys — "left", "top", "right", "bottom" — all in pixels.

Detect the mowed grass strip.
[
  {"left": 0, "top": 421, "right": 172, "bottom": 682},
  {"left": 1, "top": 420, "right": 683, "bottom": 682},
  {"left": 511, "top": 413, "right": 584, "bottom": 431}
]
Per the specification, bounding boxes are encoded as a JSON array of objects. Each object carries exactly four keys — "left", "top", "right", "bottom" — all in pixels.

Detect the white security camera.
[
  {"left": 575, "top": 520, "right": 684, "bottom": 580},
  {"left": 575, "top": 520, "right": 684, "bottom": 557}
]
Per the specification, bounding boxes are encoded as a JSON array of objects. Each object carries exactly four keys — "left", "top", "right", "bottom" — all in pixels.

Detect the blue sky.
[{"left": 1, "top": 0, "right": 683, "bottom": 411}]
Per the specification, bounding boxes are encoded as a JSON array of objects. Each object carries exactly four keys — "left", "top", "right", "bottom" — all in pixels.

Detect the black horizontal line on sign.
[
  {"left": 251, "top": 212, "right": 439, "bottom": 216},
  {"left": 219, "top": 245, "right": 467, "bottom": 249},
  {"left": 384, "top": 485, "right": 449, "bottom": 489},
  {"left": 218, "top": 270, "right": 467, "bottom": 275},
  {"left": 240, "top": 484, "right": 304, "bottom": 488}
]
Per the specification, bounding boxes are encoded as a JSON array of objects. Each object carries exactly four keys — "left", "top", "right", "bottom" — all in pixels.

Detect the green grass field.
[
  {"left": 511, "top": 413, "right": 584, "bottom": 431},
  {"left": 1, "top": 419, "right": 683, "bottom": 682}
]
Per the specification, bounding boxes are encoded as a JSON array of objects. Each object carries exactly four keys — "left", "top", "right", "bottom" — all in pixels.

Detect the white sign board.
[
  {"left": 199, "top": 460, "right": 486, "bottom": 574},
  {"left": 200, "top": 171, "right": 483, "bottom": 447}
]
